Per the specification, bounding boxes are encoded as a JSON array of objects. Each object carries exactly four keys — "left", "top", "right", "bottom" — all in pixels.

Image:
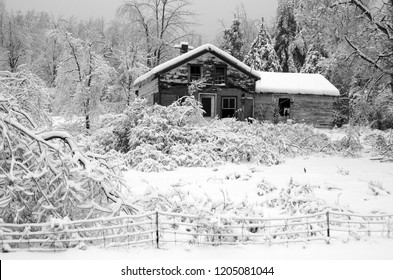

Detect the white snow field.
[
  {"left": 2, "top": 154, "right": 393, "bottom": 260},
  {"left": 125, "top": 155, "right": 393, "bottom": 215}
]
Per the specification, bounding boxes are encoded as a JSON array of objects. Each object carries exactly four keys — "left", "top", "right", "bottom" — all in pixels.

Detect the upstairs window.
[
  {"left": 215, "top": 66, "right": 226, "bottom": 84},
  {"left": 189, "top": 65, "right": 202, "bottom": 81}
]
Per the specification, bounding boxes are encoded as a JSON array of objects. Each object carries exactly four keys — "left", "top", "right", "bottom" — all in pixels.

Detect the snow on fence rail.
[
  {"left": 1, "top": 211, "right": 392, "bottom": 252},
  {"left": 0, "top": 212, "right": 157, "bottom": 252}
]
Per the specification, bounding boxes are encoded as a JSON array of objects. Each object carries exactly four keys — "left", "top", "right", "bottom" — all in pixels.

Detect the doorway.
[{"left": 200, "top": 94, "right": 216, "bottom": 117}]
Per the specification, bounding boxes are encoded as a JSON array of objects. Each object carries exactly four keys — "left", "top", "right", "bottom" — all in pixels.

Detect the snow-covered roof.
[
  {"left": 256, "top": 72, "right": 339, "bottom": 96},
  {"left": 133, "top": 43, "right": 260, "bottom": 87}
]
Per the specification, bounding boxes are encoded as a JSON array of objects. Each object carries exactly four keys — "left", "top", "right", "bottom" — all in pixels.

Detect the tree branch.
[{"left": 345, "top": 36, "right": 393, "bottom": 75}]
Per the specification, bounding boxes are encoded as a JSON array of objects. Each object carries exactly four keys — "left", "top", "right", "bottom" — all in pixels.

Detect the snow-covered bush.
[
  {"left": 99, "top": 99, "right": 335, "bottom": 171},
  {"left": 276, "top": 180, "right": 327, "bottom": 215},
  {"left": 90, "top": 113, "right": 129, "bottom": 153},
  {"left": 333, "top": 126, "right": 363, "bottom": 157},
  {"left": 364, "top": 129, "right": 393, "bottom": 161}
]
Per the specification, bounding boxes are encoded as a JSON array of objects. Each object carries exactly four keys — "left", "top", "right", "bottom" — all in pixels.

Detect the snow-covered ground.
[
  {"left": 125, "top": 155, "right": 393, "bottom": 215},
  {"left": 2, "top": 239, "right": 393, "bottom": 260},
  {"left": 2, "top": 154, "right": 393, "bottom": 260}
]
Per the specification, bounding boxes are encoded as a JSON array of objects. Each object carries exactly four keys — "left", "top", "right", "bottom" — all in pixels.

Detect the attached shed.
[{"left": 255, "top": 72, "right": 340, "bottom": 128}]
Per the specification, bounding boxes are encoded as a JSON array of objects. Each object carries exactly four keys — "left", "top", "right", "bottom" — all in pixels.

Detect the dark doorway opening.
[
  {"left": 278, "top": 98, "right": 291, "bottom": 117},
  {"left": 201, "top": 96, "right": 213, "bottom": 117}
]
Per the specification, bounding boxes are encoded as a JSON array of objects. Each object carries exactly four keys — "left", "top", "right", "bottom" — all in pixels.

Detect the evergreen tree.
[
  {"left": 220, "top": 16, "right": 245, "bottom": 61},
  {"left": 244, "top": 18, "right": 282, "bottom": 72},
  {"left": 274, "top": 0, "right": 300, "bottom": 72},
  {"left": 300, "top": 44, "right": 329, "bottom": 75}
]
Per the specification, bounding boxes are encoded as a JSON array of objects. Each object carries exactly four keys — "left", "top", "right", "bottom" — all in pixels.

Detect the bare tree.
[
  {"left": 117, "top": 0, "right": 196, "bottom": 67},
  {"left": 342, "top": 0, "right": 393, "bottom": 92},
  {"left": 53, "top": 28, "right": 115, "bottom": 130}
]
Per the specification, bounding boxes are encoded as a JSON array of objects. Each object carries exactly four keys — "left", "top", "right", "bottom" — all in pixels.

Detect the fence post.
[
  {"left": 326, "top": 211, "right": 330, "bottom": 238},
  {"left": 155, "top": 211, "right": 159, "bottom": 249}
]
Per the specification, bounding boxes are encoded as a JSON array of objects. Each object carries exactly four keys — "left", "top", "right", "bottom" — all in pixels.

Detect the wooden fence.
[{"left": 1, "top": 211, "right": 392, "bottom": 252}]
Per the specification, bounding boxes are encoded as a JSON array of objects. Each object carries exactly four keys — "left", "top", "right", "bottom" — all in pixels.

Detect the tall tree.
[
  {"left": 220, "top": 16, "right": 245, "bottom": 61},
  {"left": 274, "top": 0, "right": 297, "bottom": 72},
  {"left": 117, "top": 0, "right": 196, "bottom": 68},
  {"left": 244, "top": 18, "right": 282, "bottom": 72},
  {"left": 343, "top": 0, "right": 393, "bottom": 92},
  {"left": 53, "top": 28, "right": 115, "bottom": 130},
  {"left": 0, "top": 11, "right": 28, "bottom": 72}
]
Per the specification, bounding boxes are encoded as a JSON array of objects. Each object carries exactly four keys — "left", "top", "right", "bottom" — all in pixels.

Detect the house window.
[
  {"left": 222, "top": 97, "right": 236, "bottom": 118},
  {"left": 278, "top": 98, "right": 291, "bottom": 117},
  {"left": 215, "top": 66, "right": 226, "bottom": 84},
  {"left": 189, "top": 65, "right": 202, "bottom": 81}
]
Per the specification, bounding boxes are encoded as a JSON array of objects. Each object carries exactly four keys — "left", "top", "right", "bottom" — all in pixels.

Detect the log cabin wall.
[
  {"left": 254, "top": 93, "right": 335, "bottom": 127},
  {"left": 160, "top": 53, "right": 256, "bottom": 92},
  {"left": 157, "top": 53, "right": 257, "bottom": 119}
]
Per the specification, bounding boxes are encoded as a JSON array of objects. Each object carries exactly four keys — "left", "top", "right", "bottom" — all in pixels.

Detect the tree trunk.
[
  {"left": 85, "top": 98, "right": 90, "bottom": 130},
  {"left": 391, "top": 74, "right": 393, "bottom": 96}
]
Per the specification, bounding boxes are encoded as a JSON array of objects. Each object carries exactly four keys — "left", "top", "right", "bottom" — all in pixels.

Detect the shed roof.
[
  {"left": 255, "top": 72, "right": 339, "bottom": 96},
  {"left": 133, "top": 43, "right": 260, "bottom": 87}
]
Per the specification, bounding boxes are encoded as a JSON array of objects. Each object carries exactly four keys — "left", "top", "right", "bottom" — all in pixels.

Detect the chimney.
[
  {"left": 180, "top": 42, "right": 189, "bottom": 54},
  {"left": 174, "top": 42, "right": 194, "bottom": 55}
]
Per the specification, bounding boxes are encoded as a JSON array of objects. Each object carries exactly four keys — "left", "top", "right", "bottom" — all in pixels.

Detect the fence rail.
[{"left": 1, "top": 211, "right": 392, "bottom": 252}]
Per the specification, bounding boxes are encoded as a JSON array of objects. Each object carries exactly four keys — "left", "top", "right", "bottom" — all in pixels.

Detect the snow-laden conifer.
[
  {"left": 220, "top": 17, "right": 245, "bottom": 61},
  {"left": 244, "top": 18, "right": 282, "bottom": 72},
  {"left": 300, "top": 44, "right": 330, "bottom": 75}
]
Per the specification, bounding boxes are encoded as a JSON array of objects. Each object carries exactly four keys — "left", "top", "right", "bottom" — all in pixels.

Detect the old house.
[{"left": 133, "top": 43, "right": 339, "bottom": 127}]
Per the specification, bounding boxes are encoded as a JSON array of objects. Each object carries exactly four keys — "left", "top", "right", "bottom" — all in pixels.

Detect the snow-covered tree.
[
  {"left": 300, "top": 44, "right": 329, "bottom": 75},
  {"left": 117, "top": 0, "right": 196, "bottom": 67},
  {"left": 0, "top": 69, "right": 50, "bottom": 127},
  {"left": 244, "top": 18, "right": 282, "bottom": 72},
  {"left": 220, "top": 17, "right": 245, "bottom": 61},
  {"left": 0, "top": 86, "right": 136, "bottom": 223},
  {"left": 274, "top": 0, "right": 306, "bottom": 72},
  {"left": 274, "top": 0, "right": 296, "bottom": 72},
  {"left": 111, "top": 43, "right": 149, "bottom": 106},
  {"left": 52, "top": 28, "right": 115, "bottom": 130}
]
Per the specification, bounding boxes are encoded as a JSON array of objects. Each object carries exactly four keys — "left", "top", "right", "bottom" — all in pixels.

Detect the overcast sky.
[{"left": 4, "top": 0, "right": 278, "bottom": 42}]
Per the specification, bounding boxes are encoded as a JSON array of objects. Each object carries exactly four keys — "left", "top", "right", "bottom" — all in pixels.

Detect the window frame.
[
  {"left": 222, "top": 97, "right": 237, "bottom": 110},
  {"left": 214, "top": 65, "right": 227, "bottom": 85},
  {"left": 189, "top": 64, "right": 203, "bottom": 82}
]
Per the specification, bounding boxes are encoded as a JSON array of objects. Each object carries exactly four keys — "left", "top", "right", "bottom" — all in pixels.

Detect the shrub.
[
  {"left": 93, "top": 98, "right": 335, "bottom": 171},
  {"left": 333, "top": 126, "right": 363, "bottom": 157}
]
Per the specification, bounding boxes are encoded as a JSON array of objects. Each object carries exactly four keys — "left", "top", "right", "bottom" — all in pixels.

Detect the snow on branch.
[
  {"left": 345, "top": 36, "right": 393, "bottom": 75},
  {"left": 0, "top": 90, "right": 138, "bottom": 224}
]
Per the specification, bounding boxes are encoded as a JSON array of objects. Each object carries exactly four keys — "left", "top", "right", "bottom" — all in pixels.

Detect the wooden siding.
[
  {"left": 160, "top": 83, "right": 254, "bottom": 119},
  {"left": 254, "top": 93, "right": 335, "bottom": 127},
  {"left": 160, "top": 53, "right": 256, "bottom": 91},
  {"left": 138, "top": 78, "right": 159, "bottom": 105}
]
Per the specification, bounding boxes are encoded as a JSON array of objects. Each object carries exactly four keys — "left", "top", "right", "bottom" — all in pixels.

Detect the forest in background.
[{"left": 0, "top": 0, "right": 392, "bottom": 130}]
